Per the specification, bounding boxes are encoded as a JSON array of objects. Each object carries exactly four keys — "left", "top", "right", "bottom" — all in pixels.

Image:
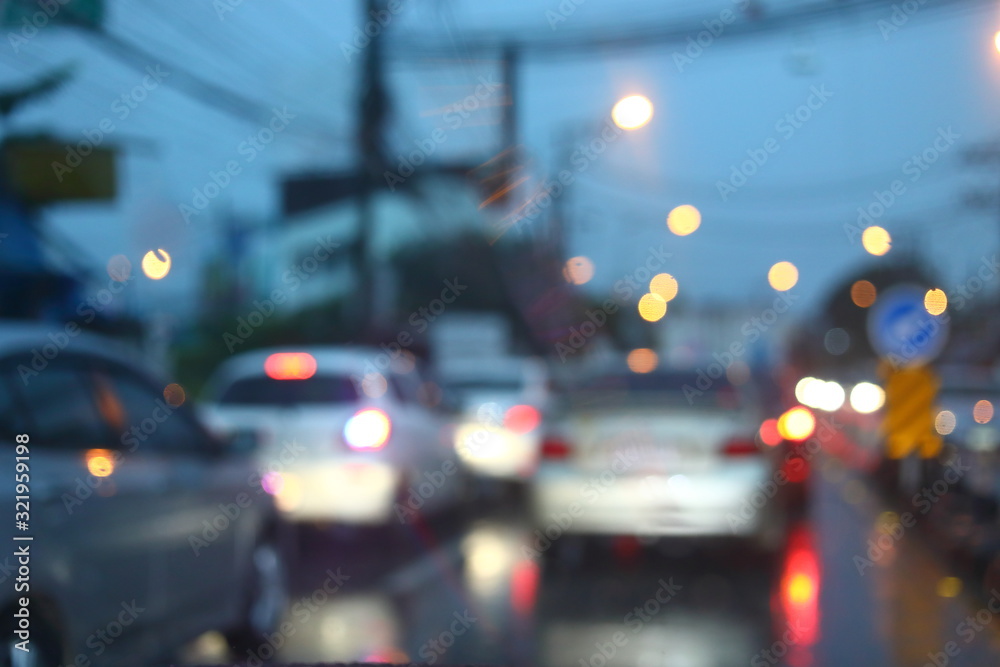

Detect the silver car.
[
  {"left": 530, "top": 368, "right": 787, "bottom": 557},
  {"left": 0, "top": 324, "right": 288, "bottom": 666}
]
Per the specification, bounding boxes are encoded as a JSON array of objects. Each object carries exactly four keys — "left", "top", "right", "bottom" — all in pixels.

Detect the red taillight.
[
  {"left": 759, "top": 419, "right": 782, "bottom": 447},
  {"left": 264, "top": 352, "right": 317, "bottom": 380},
  {"left": 540, "top": 437, "right": 571, "bottom": 460},
  {"left": 722, "top": 437, "right": 759, "bottom": 456},
  {"left": 343, "top": 409, "right": 391, "bottom": 450},
  {"left": 504, "top": 404, "right": 540, "bottom": 434}
]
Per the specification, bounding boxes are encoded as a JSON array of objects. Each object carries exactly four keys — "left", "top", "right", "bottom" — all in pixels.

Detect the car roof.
[{"left": 0, "top": 321, "right": 145, "bottom": 367}]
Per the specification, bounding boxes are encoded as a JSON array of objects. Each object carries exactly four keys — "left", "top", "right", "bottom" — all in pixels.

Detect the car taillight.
[
  {"left": 343, "top": 409, "right": 391, "bottom": 450},
  {"left": 505, "top": 404, "right": 540, "bottom": 434},
  {"left": 722, "top": 437, "right": 759, "bottom": 456},
  {"left": 540, "top": 437, "right": 572, "bottom": 460}
]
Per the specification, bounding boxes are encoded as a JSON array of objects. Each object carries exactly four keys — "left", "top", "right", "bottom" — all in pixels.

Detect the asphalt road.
[{"left": 178, "top": 452, "right": 1000, "bottom": 666}]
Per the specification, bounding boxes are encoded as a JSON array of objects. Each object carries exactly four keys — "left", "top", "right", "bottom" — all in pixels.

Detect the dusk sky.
[{"left": 2, "top": 0, "right": 999, "bottom": 320}]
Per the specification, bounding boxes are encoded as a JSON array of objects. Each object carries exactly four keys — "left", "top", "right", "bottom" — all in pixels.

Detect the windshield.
[
  {"left": 218, "top": 375, "right": 360, "bottom": 406},
  {"left": 7, "top": 2, "right": 1000, "bottom": 666}
]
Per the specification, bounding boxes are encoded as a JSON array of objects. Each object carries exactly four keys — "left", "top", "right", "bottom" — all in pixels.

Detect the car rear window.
[
  {"left": 569, "top": 372, "right": 744, "bottom": 408},
  {"left": 218, "top": 374, "right": 359, "bottom": 406}
]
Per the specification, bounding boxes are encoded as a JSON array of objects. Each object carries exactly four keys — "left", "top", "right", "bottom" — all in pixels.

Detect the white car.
[
  {"left": 201, "top": 347, "right": 467, "bottom": 526},
  {"left": 530, "top": 368, "right": 787, "bottom": 555},
  {"left": 441, "top": 357, "right": 551, "bottom": 481}
]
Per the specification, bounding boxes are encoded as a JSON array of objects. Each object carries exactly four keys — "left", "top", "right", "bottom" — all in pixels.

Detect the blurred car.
[
  {"left": 0, "top": 324, "right": 287, "bottom": 666},
  {"left": 530, "top": 368, "right": 788, "bottom": 559},
  {"left": 201, "top": 347, "right": 467, "bottom": 526},
  {"left": 442, "top": 356, "right": 551, "bottom": 482}
]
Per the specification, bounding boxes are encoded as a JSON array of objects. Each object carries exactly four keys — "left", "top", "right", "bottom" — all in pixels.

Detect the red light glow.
[{"left": 264, "top": 352, "right": 317, "bottom": 380}]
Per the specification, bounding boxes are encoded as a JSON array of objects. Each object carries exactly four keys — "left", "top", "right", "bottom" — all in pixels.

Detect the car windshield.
[
  {"left": 218, "top": 375, "right": 360, "bottom": 406},
  {"left": 8, "top": 1, "right": 1000, "bottom": 665}
]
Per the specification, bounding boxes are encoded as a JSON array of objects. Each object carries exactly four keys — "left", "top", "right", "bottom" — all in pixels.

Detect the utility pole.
[{"left": 354, "top": 0, "right": 390, "bottom": 340}]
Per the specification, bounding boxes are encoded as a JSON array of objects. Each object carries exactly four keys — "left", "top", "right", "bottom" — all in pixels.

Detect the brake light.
[
  {"left": 343, "top": 409, "right": 391, "bottom": 450},
  {"left": 264, "top": 353, "right": 317, "bottom": 380},
  {"left": 777, "top": 406, "right": 816, "bottom": 442},
  {"left": 722, "top": 437, "right": 759, "bottom": 456},
  {"left": 540, "top": 437, "right": 571, "bottom": 460},
  {"left": 505, "top": 404, "right": 540, "bottom": 434},
  {"left": 759, "top": 418, "right": 782, "bottom": 447}
]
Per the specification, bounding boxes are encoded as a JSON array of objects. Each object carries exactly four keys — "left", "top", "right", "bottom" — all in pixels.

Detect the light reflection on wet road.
[{"left": 182, "top": 452, "right": 1000, "bottom": 666}]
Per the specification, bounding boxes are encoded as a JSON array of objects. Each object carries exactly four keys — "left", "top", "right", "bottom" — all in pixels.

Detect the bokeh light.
[
  {"left": 778, "top": 406, "right": 816, "bottom": 442},
  {"left": 974, "top": 399, "right": 994, "bottom": 424},
  {"left": 141, "top": 249, "right": 172, "bottom": 279},
  {"left": 924, "top": 288, "right": 947, "bottom": 316},
  {"left": 649, "top": 273, "right": 679, "bottom": 302},
  {"left": 851, "top": 280, "right": 877, "bottom": 308},
  {"left": 86, "top": 449, "right": 115, "bottom": 477},
  {"left": 849, "top": 382, "right": 885, "bottom": 414},
  {"left": 861, "top": 226, "right": 891, "bottom": 256},
  {"left": 163, "top": 383, "right": 186, "bottom": 407},
  {"left": 107, "top": 254, "right": 131, "bottom": 283},
  {"left": 824, "top": 328, "right": 850, "bottom": 355},
  {"left": 611, "top": 94, "right": 654, "bottom": 130},
  {"left": 759, "top": 419, "right": 782, "bottom": 446},
  {"left": 361, "top": 373, "right": 388, "bottom": 398},
  {"left": 627, "top": 348, "right": 659, "bottom": 374},
  {"left": 995, "top": 30, "right": 1000, "bottom": 53},
  {"left": 936, "top": 576, "right": 962, "bottom": 598},
  {"left": 667, "top": 205, "right": 701, "bottom": 236},
  {"left": 768, "top": 261, "right": 799, "bottom": 291},
  {"left": 637, "top": 293, "right": 667, "bottom": 322},
  {"left": 935, "top": 410, "right": 956, "bottom": 435},
  {"left": 563, "top": 256, "right": 595, "bottom": 285}
]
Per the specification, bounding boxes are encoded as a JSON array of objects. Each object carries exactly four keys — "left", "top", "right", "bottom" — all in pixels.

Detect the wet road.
[{"left": 181, "top": 451, "right": 1000, "bottom": 666}]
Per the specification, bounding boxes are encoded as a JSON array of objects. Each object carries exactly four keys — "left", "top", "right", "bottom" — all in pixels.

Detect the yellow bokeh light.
[
  {"left": 667, "top": 205, "right": 701, "bottom": 236},
  {"left": 649, "top": 273, "right": 678, "bottom": 302},
  {"left": 995, "top": 30, "right": 1000, "bottom": 53},
  {"left": 768, "top": 261, "right": 799, "bottom": 291},
  {"left": 563, "top": 256, "right": 595, "bottom": 285},
  {"left": 936, "top": 576, "right": 962, "bottom": 598},
  {"left": 862, "top": 226, "right": 891, "bottom": 256},
  {"left": 924, "top": 288, "right": 947, "bottom": 316},
  {"left": 935, "top": 410, "right": 956, "bottom": 435},
  {"left": 626, "top": 348, "right": 659, "bottom": 374},
  {"left": 86, "top": 449, "right": 115, "bottom": 478},
  {"left": 851, "top": 280, "right": 877, "bottom": 308},
  {"left": 974, "top": 400, "right": 994, "bottom": 424},
  {"left": 163, "top": 383, "right": 186, "bottom": 407},
  {"left": 106, "top": 255, "right": 132, "bottom": 283},
  {"left": 637, "top": 293, "right": 667, "bottom": 322},
  {"left": 141, "top": 249, "right": 172, "bottom": 280},
  {"left": 778, "top": 407, "right": 816, "bottom": 441},
  {"left": 611, "top": 95, "right": 653, "bottom": 130}
]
